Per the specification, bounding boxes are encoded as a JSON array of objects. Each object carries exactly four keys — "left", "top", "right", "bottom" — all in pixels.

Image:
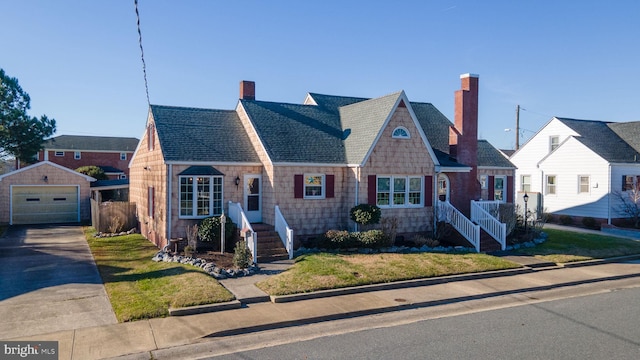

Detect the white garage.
[
  {"left": 11, "top": 185, "right": 80, "bottom": 224},
  {"left": 0, "top": 161, "right": 95, "bottom": 225}
]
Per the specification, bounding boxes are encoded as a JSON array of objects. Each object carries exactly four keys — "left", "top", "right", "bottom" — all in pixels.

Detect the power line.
[{"left": 135, "top": 0, "right": 150, "bottom": 106}]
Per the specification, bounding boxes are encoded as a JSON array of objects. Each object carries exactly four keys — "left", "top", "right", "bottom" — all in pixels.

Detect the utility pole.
[{"left": 515, "top": 104, "right": 520, "bottom": 150}]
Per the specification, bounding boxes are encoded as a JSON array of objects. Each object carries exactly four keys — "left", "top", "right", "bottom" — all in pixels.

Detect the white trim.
[
  {"left": 272, "top": 162, "right": 347, "bottom": 167},
  {"left": 303, "top": 173, "right": 326, "bottom": 199},
  {"left": 391, "top": 126, "right": 410, "bottom": 139},
  {"left": 0, "top": 161, "right": 96, "bottom": 182},
  {"left": 478, "top": 166, "right": 517, "bottom": 170},
  {"left": 375, "top": 175, "right": 424, "bottom": 208},
  {"left": 128, "top": 110, "right": 152, "bottom": 167},
  {"left": 236, "top": 101, "right": 275, "bottom": 166},
  {"left": 165, "top": 160, "right": 263, "bottom": 166},
  {"left": 42, "top": 148, "right": 134, "bottom": 154},
  {"left": 302, "top": 93, "right": 318, "bottom": 106},
  {"left": 438, "top": 166, "right": 473, "bottom": 173},
  {"left": 177, "top": 174, "right": 224, "bottom": 219},
  {"left": 244, "top": 174, "right": 263, "bottom": 222},
  {"left": 167, "top": 164, "right": 173, "bottom": 241},
  {"left": 460, "top": 73, "right": 480, "bottom": 79},
  {"left": 9, "top": 184, "right": 81, "bottom": 225}
]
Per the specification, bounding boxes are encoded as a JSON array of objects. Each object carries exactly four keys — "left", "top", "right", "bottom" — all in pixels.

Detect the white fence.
[
  {"left": 227, "top": 201, "right": 257, "bottom": 264},
  {"left": 471, "top": 201, "right": 506, "bottom": 251},
  {"left": 437, "top": 200, "right": 480, "bottom": 252},
  {"left": 275, "top": 205, "right": 294, "bottom": 260}
]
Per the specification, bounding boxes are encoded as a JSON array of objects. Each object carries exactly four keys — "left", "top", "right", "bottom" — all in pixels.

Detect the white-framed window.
[
  {"left": 392, "top": 126, "right": 410, "bottom": 139},
  {"left": 578, "top": 175, "right": 590, "bottom": 193},
  {"left": 546, "top": 175, "right": 557, "bottom": 195},
  {"left": 304, "top": 174, "right": 325, "bottom": 199},
  {"left": 377, "top": 176, "right": 422, "bottom": 207},
  {"left": 179, "top": 176, "right": 223, "bottom": 218},
  {"left": 521, "top": 175, "right": 531, "bottom": 192},
  {"left": 622, "top": 175, "right": 640, "bottom": 191},
  {"left": 119, "top": 174, "right": 127, "bottom": 179},
  {"left": 438, "top": 174, "right": 449, "bottom": 201},
  {"left": 74, "top": 151, "right": 81, "bottom": 160},
  {"left": 480, "top": 175, "right": 488, "bottom": 189},
  {"left": 494, "top": 175, "right": 506, "bottom": 202},
  {"left": 55, "top": 151, "right": 64, "bottom": 157},
  {"left": 120, "top": 152, "right": 127, "bottom": 161},
  {"left": 549, "top": 136, "right": 560, "bottom": 152}
]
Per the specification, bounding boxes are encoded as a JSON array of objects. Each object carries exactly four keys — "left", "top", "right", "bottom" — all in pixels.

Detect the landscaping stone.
[{"left": 150, "top": 249, "right": 257, "bottom": 279}]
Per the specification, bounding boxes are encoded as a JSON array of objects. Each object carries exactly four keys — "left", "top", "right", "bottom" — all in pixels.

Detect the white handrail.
[
  {"left": 227, "top": 201, "right": 257, "bottom": 264},
  {"left": 437, "top": 200, "right": 480, "bottom": 252},
  {"left": 473, "top": 200, "right": 501, "bottom": 218},
  {"left": 274, "top": 205, "right": 294, "bottom": 260},
  {"left": 471, "top": 201, "right": 506, "bottom": 250}
]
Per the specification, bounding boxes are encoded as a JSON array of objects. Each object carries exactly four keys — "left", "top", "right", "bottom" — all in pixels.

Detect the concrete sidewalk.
[{"left": 9, "top": 256, "right": 640, "bottom": 360}]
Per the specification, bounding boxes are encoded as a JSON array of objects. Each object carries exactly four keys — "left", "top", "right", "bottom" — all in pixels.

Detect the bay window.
[{"left": 180, "top": 176, "right": 223, "bottom": 218}]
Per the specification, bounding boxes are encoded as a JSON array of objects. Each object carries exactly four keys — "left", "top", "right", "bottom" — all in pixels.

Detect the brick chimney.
[
  {"left": 239, "top": 80, "right": 255, "bottom": 100},
  {"left": 449, "top": 73, "right": 479, "bottom": 168}
]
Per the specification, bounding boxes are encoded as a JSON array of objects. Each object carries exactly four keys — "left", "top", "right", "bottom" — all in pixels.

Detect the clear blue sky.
[{"left": 3, "top": 0, "right": 639, "bottom": 150}]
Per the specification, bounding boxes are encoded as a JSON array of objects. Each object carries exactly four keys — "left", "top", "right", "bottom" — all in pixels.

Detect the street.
[{"left": 200, "top": 286, "right": 640, "bottom": 360}]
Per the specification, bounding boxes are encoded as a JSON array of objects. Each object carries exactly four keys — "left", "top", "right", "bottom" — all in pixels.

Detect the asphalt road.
[
  {"left": 0, "top": 225, "right": 117, "bottom": 339},
  {"left": 203, "top": 286, "right": 640, "bottom": 360}
]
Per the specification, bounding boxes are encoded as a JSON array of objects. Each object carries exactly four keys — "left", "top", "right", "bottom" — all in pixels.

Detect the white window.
[
  {"left": 549, "top": 136, "right": 560, "bottom": 152},
  {"left": 392, "top": 126, "right": 410, "bottom": 139},
  {"left": 119, "top": 174, "right": 127, "bottom": 179},
  {"left": 480, "top": 175, "right": 488, "bottom": 190},
  {"left": 578, "top": 175, "right": 590, "bottom": 193},
  {"left": 494, "top": 175, "right": 506, "bottom": 202},
  {"left": 622, "top": 175, "right": 640, "bottom": 191},
  {"left": 179, "top": 176, "right": 223, "bottom": 218},
  {"left": 120, "top": 152, "right": 127, "bottom": 161},
  {"left": 55, "top": 151, "right": 64, "bottom": 157},
  {"left": 74, "top": 151, "right": 81, "bottom": 160},
  {"left": 304, "top": 174, "right": 325, "bottom": 199},
  {"left": 377, "top": 176, "right": 422, "bottom": 207},
  {"left": 521, "top": 175, "right": 531, "bottom": 192},
  {"left": 546, "top": 175, "right": 557, "bottom": 195}
]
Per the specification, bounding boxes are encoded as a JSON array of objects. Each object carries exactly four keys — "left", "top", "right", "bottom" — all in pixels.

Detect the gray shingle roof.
[
  {"left": 477, "top": 140, "right": 515, "bottom": 168},
  {"left": 43, "top": 135, "right": 139, "bottom": 151},
  {"left": 557, "top": 118, "right": 640, "bottom": 163},
  {"left": 150, "top": 105, "right": 260, "bottom": 163},
  {"left": 411, "top": 102, "right": 453, "bottom": 154}
]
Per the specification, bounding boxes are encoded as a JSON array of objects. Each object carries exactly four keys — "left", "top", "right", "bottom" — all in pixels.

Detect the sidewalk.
[{"left": 10, "top": 255, "right": 640, "bottom": 360}]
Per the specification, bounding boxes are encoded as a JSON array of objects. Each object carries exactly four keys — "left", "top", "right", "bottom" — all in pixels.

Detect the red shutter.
[
  {"left": 326, "top": 175, "right": 335, "bottom": 198},
  {"left": 368, "top": 175, "right": 377, "bottom": 205},
  {"left": 424, "top": 175, "right": 433, "bottom": 207},
  {"left": 488, "top": 176, "right": 495, "bottom": 200},
  {"left": 294, "top": 175, "right": 304, "bottom": 198},
  {"left": 507, "top": 176, "right": 514, "bottom": 203}
]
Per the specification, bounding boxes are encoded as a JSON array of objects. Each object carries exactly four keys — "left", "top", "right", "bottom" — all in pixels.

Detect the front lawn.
[
  {"left": 514, "top": 228, "right": 640, "bottom": 263},
  {"left": 84, "top": 228, "right": 234, "bottom": 322},
  {"left": 256, "top": 252, "right": 521, "bottom": 296}
]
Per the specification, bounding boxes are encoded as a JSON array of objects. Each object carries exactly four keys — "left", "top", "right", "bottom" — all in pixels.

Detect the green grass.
[
  {"left": 84, "top": 228, "right": 234, "bottom": 322},
  {"left": 256, "top": 252, "right": 521, "bottom": 296},
  {"left": 514, "top": 228, "right": 640, "bottom": 263}
]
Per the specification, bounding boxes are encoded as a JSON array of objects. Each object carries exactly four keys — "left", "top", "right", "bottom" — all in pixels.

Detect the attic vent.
[
  {"left": 342, "top": 129, "right": 351, "bottom": 140},
  {"left": 392, "top": 127, "right": 410, "bottom": 139}
]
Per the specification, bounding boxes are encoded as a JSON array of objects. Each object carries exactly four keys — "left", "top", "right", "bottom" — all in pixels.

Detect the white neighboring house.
[{"left": 510, "top": 117, "right": 640, "bottom": 224}]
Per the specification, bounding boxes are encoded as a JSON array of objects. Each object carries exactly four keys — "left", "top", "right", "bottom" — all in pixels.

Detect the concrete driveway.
[{"left": 0, "top": 225, "right": 117, "bottom": 339}]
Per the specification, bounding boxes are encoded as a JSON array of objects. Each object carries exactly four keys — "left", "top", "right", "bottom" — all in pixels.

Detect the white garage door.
[{"left": 11, "top": 186, "right": 80, "bottom": 224}]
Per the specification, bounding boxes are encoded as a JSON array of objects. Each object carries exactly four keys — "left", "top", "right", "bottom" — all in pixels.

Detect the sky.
[{"left": 2, "top": 0, "right": 640, "bottom": 151}]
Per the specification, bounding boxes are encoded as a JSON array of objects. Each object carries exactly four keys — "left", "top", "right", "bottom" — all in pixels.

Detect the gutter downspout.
[
  {"left": 433, "top": 169, "right": 440, "bottom": 235},
  {"left": 167, "top": 164, "right": 172, "bottom": 241},
  {"left": 607, "top": 163, "right": 611, "bottom": 225},
  {"left": 354, "top": 166, "right": 360, "bottom": 232}
]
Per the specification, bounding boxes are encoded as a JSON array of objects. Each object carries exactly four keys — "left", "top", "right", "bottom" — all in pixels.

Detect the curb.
[
  {"left": 560, "top": 254, "right": 640, "bottom": 268},
  {"left": 169, "top": 300, "right": 242, "bottom": 316},
  {"left": 270, "top": 267, "right": 534, "bottom": 303}
]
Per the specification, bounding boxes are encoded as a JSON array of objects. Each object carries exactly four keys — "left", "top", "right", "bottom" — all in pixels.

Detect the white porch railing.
[
  {"left": 274, "top": 205, "right": 294, "bottom": 260},
  {"left": 471, "top": 201, "right": 506, "bottom": 251},
  {"left": 227, "top": 201, "right": 257, "bottom": 264},
  {"left": 437, "top": 200, "right": 480, "bottom": 252}
]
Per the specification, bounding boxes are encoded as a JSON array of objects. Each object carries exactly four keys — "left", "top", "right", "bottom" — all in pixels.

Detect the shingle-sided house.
[
  {"left": 31, "top": 135, "right": 139, "bottom": 179},
  {"left": 129, "top": 74, "right": 515, "bottom": 255},
  {"left": 510, "top": 117, "right": 640, "bottom": 225}
]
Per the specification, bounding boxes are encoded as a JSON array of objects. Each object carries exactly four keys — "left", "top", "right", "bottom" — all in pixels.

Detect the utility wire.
[{"left": 135, "top": 0, "right": 150, "bottom": 106}]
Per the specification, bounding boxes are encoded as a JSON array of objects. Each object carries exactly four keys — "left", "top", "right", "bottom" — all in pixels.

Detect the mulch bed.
[{"left": 179, "top": 250, "right": 235, "bottom": 269}]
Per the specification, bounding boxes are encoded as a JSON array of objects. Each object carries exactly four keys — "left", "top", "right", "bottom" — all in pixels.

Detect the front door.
[
  {"left": 437, "top": 174, "right": 450, "bottom": 202},
  {"left": 244, "top": 174, "right": 262, "bottom": 223}
]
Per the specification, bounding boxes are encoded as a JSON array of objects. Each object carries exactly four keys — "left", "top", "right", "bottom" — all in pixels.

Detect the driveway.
[{"left": 0, "top": 225, "right": 117, "bottom": 339}]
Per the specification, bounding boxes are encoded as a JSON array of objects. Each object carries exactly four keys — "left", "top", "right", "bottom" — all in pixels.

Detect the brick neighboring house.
[
  {"left": 130, "top": 74, "right": 515, "bottom": 253},
  {"left": 29, "top": 135, "right": 139, "bottom": 179}
]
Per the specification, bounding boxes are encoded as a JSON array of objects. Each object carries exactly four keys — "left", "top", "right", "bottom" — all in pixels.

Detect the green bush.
[
  {"left": 559, "top": 215, "right": 574, "bottom": 225},
  {"left": 581, "top": 216, "right": 598, "bottom": 229},
  {"left": 350, "top": 204, "right": 381, "bottom": 225},
  {"left": 233, "top": 240, "right": 253, "bottom": 268},
  {"left": 198, "top": 216, "right": 237, "bottom": 251},
  {"left": 357, "top": 230, "right": 391, "bottom": 248},
  {"left": 76, "top": 165, "right": 108, "bottom": 181},
  {"left": 319, "top": 230, "right": 358, "bottom": 249}
]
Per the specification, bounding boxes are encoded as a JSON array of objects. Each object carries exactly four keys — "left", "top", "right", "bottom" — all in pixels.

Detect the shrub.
[
  {"left": 380, "top": 217, "right": 399, "bottom": 245},
  {"left": 198, "top": 216, "right": 237, "bottom": 252},
  {"left": 357, "top": 230, "right": 391, "bottom": 248},
  {"left": 319, "top": 230, "right": 358, "bottom": 249},
  {"left": 559, "top": 215, "right": 573, "bottom": 225},
  {"left": 233, "top": 241, "right": 253, "bottom": 268},
  {"left": 75, "top": 165, "right": 108, "bottom": 180},
  {"left": 412, "top": 234, "right": 439, "bottom": 248},
  {"left": 582, "top": 216, "right": 598, "bottom": 229},
  {"left": 350, "top": 204, "right": 381, "bottom": 225}
]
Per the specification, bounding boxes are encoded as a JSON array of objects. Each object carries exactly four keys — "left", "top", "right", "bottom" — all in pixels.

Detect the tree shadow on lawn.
[{"left": 97, "top": 264, "right": 206, "bottom": 283}]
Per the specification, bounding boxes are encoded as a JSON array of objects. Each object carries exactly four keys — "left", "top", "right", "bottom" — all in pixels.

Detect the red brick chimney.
[
  {"left": 449, "top": 73, "right": 479, "bottom": 168},
  {"left": 239, "top": 80, "right": 255, "bottom": 100}
]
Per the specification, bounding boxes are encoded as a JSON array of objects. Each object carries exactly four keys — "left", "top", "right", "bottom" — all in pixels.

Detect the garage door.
[{"left": 11, "top": 186, "right": 80, "bottom": 224}]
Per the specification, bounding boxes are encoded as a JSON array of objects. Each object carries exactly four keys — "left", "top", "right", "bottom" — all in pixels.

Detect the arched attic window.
[{"left": 392, "top": 126, "right": 410, "bottom": 139}]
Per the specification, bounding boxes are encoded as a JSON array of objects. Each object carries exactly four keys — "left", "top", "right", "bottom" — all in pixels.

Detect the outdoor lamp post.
[{"left": 523, "top": 192, "right": 529, "bottom": 233}]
